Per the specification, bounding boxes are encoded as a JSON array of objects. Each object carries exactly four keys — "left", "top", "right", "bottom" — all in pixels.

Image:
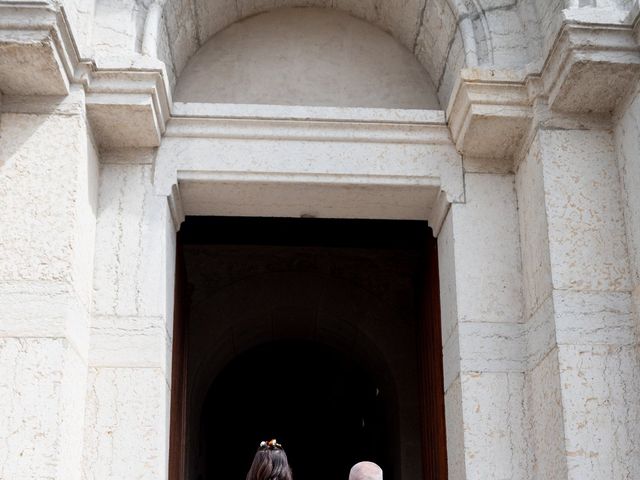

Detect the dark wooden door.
[
  {"left": 418, "top": 233, "right": 448, "bottom": 479},
  {"left": 169, "top": 237, "right": 189, "bottom": 480}
]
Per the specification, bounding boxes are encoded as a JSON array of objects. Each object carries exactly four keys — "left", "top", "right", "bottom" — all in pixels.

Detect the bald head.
[{"left": 349, "top": 462, "right": 383, "bottom": 480}]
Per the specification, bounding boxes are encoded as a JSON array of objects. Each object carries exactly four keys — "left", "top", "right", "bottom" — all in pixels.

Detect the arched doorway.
[
  {"left": 170, "top": 217, "right": 446, "bottom": 480},
  {"left": 199, "top": 340, "right": 390, "bottom": 480}
]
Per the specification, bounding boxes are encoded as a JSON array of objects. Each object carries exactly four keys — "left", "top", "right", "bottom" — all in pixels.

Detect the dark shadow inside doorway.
[
  {"left": 201, "top": 340, "right": 388, "bottom": 480},
  {"left": 170, "top": 217, "right": 447, "bottom": 480}
]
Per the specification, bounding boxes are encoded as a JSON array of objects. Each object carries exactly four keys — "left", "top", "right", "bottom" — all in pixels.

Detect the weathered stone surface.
[
  {"left": 526, "top": 348, "right": 568, "bottom": 480},
  {"left": 92, "top": 163, "right": 171, "bottom": 318},
  {"left": 82, "top": 367, "right": 170, "bottom": 480},
  {"left": 460, "top": 371, "right": 528, "bottom": 480},
  {"left": 616, "top": 85, "right": 640, "bottom": 286},
  {"left": 540, "top": 129, "right": 631, "bottom": 292},
  {"left": 558, "top": 344, "right": 640, "bottom": 479},
  {"left": 0, "top": 112, "right": 98, "bottom": 304},
  {"left": 0, "top": 338, "right": 87, "bottom": 480},
  {"left": 516, "top": 133, "right": 553, "bottom": 319}
]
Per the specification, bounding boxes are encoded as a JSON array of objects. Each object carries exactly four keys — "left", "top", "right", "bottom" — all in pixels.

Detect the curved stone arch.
[{"left": 153, "top": 0, "right": 509, "bottom": 104}]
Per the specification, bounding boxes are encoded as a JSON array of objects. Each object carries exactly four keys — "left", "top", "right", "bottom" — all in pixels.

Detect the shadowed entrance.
[
  {"left": 170, "top": 217, "right": 447, "bottom": 480},
  {"left": 201, "top": 340, "right": 388, "bottom": 480}
]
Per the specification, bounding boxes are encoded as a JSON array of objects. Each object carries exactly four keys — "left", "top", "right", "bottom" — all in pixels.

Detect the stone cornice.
[
  {"left": 3, "top": 3, "right": 640, "bottom": 157},
  {"left": 0, "top": 1, "right": 78, "bottom": 95},
  {"left": 447, "top": 18, "right": 640, "bottom": 165},
  {"left": 166, "top": 103, "right": 451, "bottom": 145},
  {"left": 85, "top": 68, "right": 170, "bottom": 148},
  {"left": 158, "top": 105, "right": 462, "bottom": 234},
  {"left": 0, "top": 1, "right": 169, "bottom": 148}
]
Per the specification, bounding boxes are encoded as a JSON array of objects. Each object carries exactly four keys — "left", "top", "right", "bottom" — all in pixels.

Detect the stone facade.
[{"left": 1, "top": 1, "right": 639, "bottom": 479}]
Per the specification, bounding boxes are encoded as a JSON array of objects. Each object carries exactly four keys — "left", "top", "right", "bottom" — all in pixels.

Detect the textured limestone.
[
  {"left": 83, "top": 158, "right": 176, "bottom": 477},
  {"left": 558, "top": 344, "right": 640, "bottom": 479},
  {"left": 540, "top": 129, "right": 631, "bottom": 292},
  {"left": 0, "top": 112, "right": 98, "bottom": 306},
  {"left": 0, "top": 33, "right": 69, "bottom": 96},
  {"left": 437, "top": 172, "right": 527, "bottom": 479},
  {"left": 615, "top": 86, "right": 640, "bottom": 342},
  {"left": 460, "top": 371, "right": 528, "bottom": 480},
  {"left": 518, "top": 127, "right": 640, "bottom": 479},
  {"left": 525, "top": 348, "right": 567, "bottom": 480},
  {"left": 92, "top": 163, "right": 171, "bottom": 319},
  {"left": 0, "top": 106, "right": 97, "bottom": 480},
  {"left": 82, "top": 367, "right": 170, "bottom": 480},
  {"left": 444, "top": 375, "right": 465, "bottom": 480},
  {"left": 516, "top": 134, "right": 553, "bottom": 319},
  {"left": 0, "top": 338, "right": 87, "bottom": 480}
]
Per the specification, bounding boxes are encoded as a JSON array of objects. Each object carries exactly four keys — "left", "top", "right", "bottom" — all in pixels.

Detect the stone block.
[
  {"left": 93, "top": 164, "right": 172, "bottom": 318},
  {"left": 460, "top": 371, "right": 528, "bottom": 480},
  {"left": 86, "top": 94, "right": 162, "bottom": 148},
  {"left": 448, "top": 174, "right": 523, "bottom": 326},
  {"left": 615, "top": 86, "right": 640, "bottom": 285},
  {"left": 444, "top": 376, "right": 466, "bottom": 480},
  {"left": 0, "top": 338, "right": 87, "bottom": 480},
  {"left": 0, "top": 112, "right": 98, "bottom": 307},
  {"left": 437, "top": 211, "right": 459, "bottom": 345},
  {"left": 558, "top": 344, "right": 640, "bottom": 479},
  {"left": 458, "top": 322, "right": 525, "bottom": 373},
  {"left": 0, "top": 31, "right": 69, "bottom": 95},
  {"left": 516, "top": 134, "right": 553, "bottom": 319},
  {"left": 525, "top": 348, "right": 568, "bottom": 479},
  {"left": 82, "top": 367, "right": 170, "bottom": 480},
  {"left": 539, "top": 129, "right": 631, "bottom": 292},
  {"left": 89, "top": 315, "right": 170, "bottom": 371},
  {"left": 525, "top": 294, "right": 556, "bottom": 371},
  {"left": 553, "top": 290, "right": 635, "bottom": 346}
]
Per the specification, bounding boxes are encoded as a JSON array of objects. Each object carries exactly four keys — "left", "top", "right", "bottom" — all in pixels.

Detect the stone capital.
[{"left": 446, "top": 17, "right": 640, "bottom": 165}]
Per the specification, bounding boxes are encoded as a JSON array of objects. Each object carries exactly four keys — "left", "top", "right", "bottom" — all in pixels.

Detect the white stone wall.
[
  {"left": 615, "top": 85, "right": 640, "bottom": 342},
  {"left": 0, "top": 88, "right": 99, "bottom": 480},
  {"left": 438, "top": 172, "right": 528, "bottom": 479},
  {"left": 516, "top": 128, "right": 640, "bottom": 479},
  {"left": 82, "top": 150, "right": 176, "bottom": 479},
  {"left": 2, "top": 1, "right": 640, "bottom": 479}
]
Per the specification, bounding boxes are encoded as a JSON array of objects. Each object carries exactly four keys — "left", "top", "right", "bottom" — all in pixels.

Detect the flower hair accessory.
[{"left": 259, "top": 439, "right": 283, "bottom": 450}]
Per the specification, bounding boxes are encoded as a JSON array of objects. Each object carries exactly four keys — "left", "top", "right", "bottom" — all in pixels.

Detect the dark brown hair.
[{"left": 246, "top": 444, "right": 293, "bottom": 480}]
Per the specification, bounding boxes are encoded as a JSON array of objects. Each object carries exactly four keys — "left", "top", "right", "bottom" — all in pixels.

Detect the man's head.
[{"left": 348, "top": 461, "right": 383, "bottom": 480}]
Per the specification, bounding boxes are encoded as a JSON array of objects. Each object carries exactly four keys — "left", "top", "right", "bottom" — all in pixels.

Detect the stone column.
[
  {"left": 517, "top": 127, "right": 640, "bottom": 479},
  {"left": 0, "top": 88, "right": 99, "bottom": 480},
  {"left": 438, "top": 171, "right": 528, "bottom": 479},
  {"left": 81, "top": 149, "right": 176, "bottom": 479}
]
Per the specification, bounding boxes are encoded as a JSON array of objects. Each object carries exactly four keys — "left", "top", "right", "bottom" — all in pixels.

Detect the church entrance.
[{"left": 170, "top": 217, "right": 447, "bottom": 480}]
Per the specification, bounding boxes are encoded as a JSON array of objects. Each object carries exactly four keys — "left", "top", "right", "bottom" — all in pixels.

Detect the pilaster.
[
  {"left": 81, "top": 148, "right": 176, "bottom": 479},
  {"left": 446, "top": 11, "right": 640, "bottom": 479},
  {"left": 437, "top": 173, "right": 527, "bottom": 479},
  {"left": 0, "top": 86, "right": 99, "bottom": 480}
]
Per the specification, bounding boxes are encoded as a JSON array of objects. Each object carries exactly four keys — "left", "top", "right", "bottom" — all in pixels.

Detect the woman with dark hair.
[{"left": 246, "top": 439, "right": 293, "bottom": 480}]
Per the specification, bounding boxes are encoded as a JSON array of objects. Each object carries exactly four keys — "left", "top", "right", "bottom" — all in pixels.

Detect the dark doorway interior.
[
  {"left": 170, "top": 217, "right": 447, "bottom": 480},
  {"left": 201, "top": 340, "right": 387, "bottom": 480}
]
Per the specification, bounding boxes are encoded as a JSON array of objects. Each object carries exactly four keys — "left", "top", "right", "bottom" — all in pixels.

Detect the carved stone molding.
[
  {"left": 157, "top": 104, "right": 463, "bottom": 234},
  {"left": 85, "top": 68, "right": 170, "bottom": 148},
  {"left": 447, "top": 17, "right": 640, "bottom": 165},
  {"left": 0, "top": 1, "right": 170, "bottom": 148},
  {"left": 0, "top": 2, "right": 78, "bottom": 95}
]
